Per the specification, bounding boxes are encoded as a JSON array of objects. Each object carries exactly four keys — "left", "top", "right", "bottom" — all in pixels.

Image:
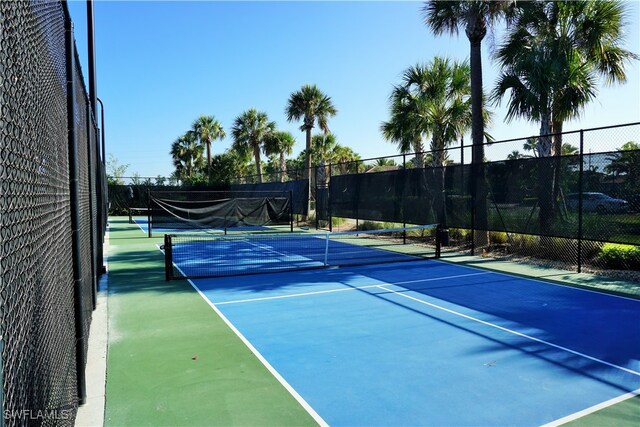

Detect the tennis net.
[{"left": 164, "top": 224, "right": 441, "bottom": 279}]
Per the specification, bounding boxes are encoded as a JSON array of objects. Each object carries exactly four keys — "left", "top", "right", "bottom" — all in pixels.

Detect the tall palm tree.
[
  {"left": 493, "top": 0, "right": 638, "bottom": 230},
  {"left": 286, "top": 84, "right": 337, "bottom": 213},
  {"left": 380, "top": 84, "right": 427, "bottom": 169},
  {"left": 231, "top": 109, "right": 276, "bottom": 183},
  {"left": 381, "top": 58, "right": 475, "bottom": 224},
  {"left": 263, "top": 131, "right": 296, "bottom": 182},
  {"left": 191, "top": 115, "right": 225, "bottom": 181},
  {"left": 423, "top": 0, "right": 515, "bottom": 244},
  {"left": 170, "top": 132, "right": 204, "bottom": 183}
]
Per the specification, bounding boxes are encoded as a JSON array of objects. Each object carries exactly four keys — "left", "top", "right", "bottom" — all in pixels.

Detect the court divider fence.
[{"left": 0, "top": 2, "right": 107, "bottom": 425}]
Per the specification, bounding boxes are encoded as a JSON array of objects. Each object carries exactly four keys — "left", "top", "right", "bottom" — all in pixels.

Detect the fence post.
[
  {"left": 65, "top": 12, "right": 87, "bottom": 405},
  {"left": 403, "top": 153, "right": 406, "bottom": 244},
  {"left": 164, "top": 234, "right": 173, "bottom": 281},
  {"left": 86, "top": 99, "right": 98, "bottom": 310},
  {"left": 328, "top": 163, "right": 332, "bottom": 233},
  {"left": 289, "top": 190, "right": 294, "bottom": 232},
  {"left": 577, "top": 129, "right": 584, "bottom": 273}
]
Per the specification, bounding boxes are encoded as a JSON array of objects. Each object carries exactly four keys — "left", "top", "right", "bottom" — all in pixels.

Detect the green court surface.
[
  {"left": 104, "top": 216, "right": 639, "bottom": 426},
  {"left": 104, "top": 217, "right": 317, "bottom": 426}
]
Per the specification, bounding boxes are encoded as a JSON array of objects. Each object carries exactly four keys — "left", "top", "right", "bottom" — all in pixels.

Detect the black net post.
[
  {"left": 577, "top": 130, "right": 585, "bottom": 273},
  {"left": 435, "top": 224, "right": 442, "bottom": 258},
  {"left": 65, "top": 13, "right": 87, "bottom": 405},
  {"left": 290, "top": 190, "right": 294, "bottom": 232},
  {"left": 164, "top": 234, "right": 173, "bottom": 281}
]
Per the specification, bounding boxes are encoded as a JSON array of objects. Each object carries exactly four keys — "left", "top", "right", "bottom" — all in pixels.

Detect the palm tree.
[
  {"left": 332, "top": 145, "right": 361, "bottom": 175},
  {"left": 263, "top": 131, "right": 296, "bottom": 182},
  {"left": 493, "top": 0, "right": 638, "bottom": 230},
  {"left": 191, "top": 115, "right": 225, "bottom": 181},
  {"left": 375, "top": 158, "right": 396, "bottom": 167},
  {"left": 286, "top": 84, "right": 337, "bottom": 213},
  {"left": 231, "top": 109, "right": 276, "bottom": 183},
  {"left": 507, "top": 150, "right": 522, "bottom": 161},
  {"left": 423, "top": 0, "right": 515, "bottom": 245},
  {"left": 382, "top": 58, "right": 475, "bottom": 224},
  {"left": 380, "top": 84, "right": 427, "bottom": 169},
  {"left": 170, "top": 132, "right": 204, "bottom": 183},
  {"left": 311, "top": 133, "right": 338, "bottom": 187}
]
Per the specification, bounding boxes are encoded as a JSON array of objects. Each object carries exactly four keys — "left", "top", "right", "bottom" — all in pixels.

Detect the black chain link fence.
[
  {"left": 315, "top": 123, "right": 640, "bottom": 278},
  {"left": 0, "top": 2, "right": 106, "bottom": 425}
]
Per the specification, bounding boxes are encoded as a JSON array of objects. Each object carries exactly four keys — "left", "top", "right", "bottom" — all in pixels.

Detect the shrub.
[{"left": 598, "top": 243, "right": 640, "bottom": 270}]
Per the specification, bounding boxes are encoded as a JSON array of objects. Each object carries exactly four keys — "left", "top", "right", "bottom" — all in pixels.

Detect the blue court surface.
[{"left": 184, "top": 259, "right": 640, "bottom": 426}]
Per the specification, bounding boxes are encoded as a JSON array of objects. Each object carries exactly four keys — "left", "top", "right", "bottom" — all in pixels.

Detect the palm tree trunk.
[
  {"left": 470, "top": 38, "right": 488, "bottom": 248},
  {"left": 279, "top": 152, "right": 286, "bottom": 182},
  {"left": 254, "top": 143, "right": 263, "bottom": 183}
]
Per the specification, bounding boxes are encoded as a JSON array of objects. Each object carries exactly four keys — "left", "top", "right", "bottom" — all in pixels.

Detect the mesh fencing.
[
  {"left": 318, "top": 123, "right": 639, "bottom": 276},
  {"left": 0, "top": 2, "right": 106, "bottom": 425}
]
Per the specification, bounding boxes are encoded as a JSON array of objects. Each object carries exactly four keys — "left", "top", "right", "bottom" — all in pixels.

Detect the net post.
[
  {"left": 289, "top": 190, "right": 294, "bottom": 232},
  {"left": 128, "top": 207, "right": 133, "bottom": 224},
  {"left": 435, "top": 224, "right": 442, "bottom": 258},
  {"left": 164, "top": 234, "right": 173, "bottom": 281},
  {"left": 324, "top": 233, "right": 330, "bottom": 266}
]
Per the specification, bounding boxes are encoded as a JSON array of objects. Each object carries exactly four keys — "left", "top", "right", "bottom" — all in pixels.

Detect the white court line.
[
  {"left": 542, "top": 388, "right": 640, "bottom": 426},
  {"left": 432, "top": 258, "right": 640, "bottom": 302},
  {"left": 377, "top": 284, "right": 640, "bottom": 377},
  {"left": 173, "top": 264, "right": 328, "bottom": 427},
  {"left": 215, "top": 272, "right": 492, "bottom": 305}
]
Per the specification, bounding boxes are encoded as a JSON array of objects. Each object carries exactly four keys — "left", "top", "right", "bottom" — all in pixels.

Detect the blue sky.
[{"left": 68, "top": 1, "right": 640, "bottom": 179}]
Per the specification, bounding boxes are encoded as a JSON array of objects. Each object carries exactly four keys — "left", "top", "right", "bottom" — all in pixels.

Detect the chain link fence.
[{"left": 0, "top": 2, "right": 106, "bottom": 425}]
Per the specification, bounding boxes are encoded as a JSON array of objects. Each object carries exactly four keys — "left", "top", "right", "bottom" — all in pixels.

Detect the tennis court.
[{"left": 165, "top": 228, "right": 640, "bottom": 426}]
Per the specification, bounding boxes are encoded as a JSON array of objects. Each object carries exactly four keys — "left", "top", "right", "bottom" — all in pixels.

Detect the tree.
[
  {"left": 380, "top": 84, "right": 427, "bottom": 168},
  {"left": 106, "top": 154, "right": 128, "bottom": 185},
  {"left": 311, "top": 133, "right": 339, "bottom": 187},
  {"left": 606, "top": 141, "right": 640, "bottom": 195},
  {"left": 423, "top": 1, "right": 515, "bottom": 243},
  {"left": 191, "top": 115, "right": 225, "bottom": 181},
  {"left": 382, "top": 58, "right": 476, "bottom": 224},
  {"left": 263, "top": 131, "right": 296, "bottom": 182},
  {"left": 493, "top": 0, "right": 638, "bottom": 231},
  {"left": 170, "top": 132, "right": 204, "bottom": 184},
  {"left": 208, "top": 150, "right": 251, "bottom": 185},
  {"left": 507, "top": 150, "right": 522, "bottom": 160},
  {"left": 231, "top": 109, "right": 276, "bottom": 183},
  {"left": 286, "top": 84, "right": 337, "bottom": 213},
  {"left": 332, "top": 145, "right": 361, "bottom": 175}
]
